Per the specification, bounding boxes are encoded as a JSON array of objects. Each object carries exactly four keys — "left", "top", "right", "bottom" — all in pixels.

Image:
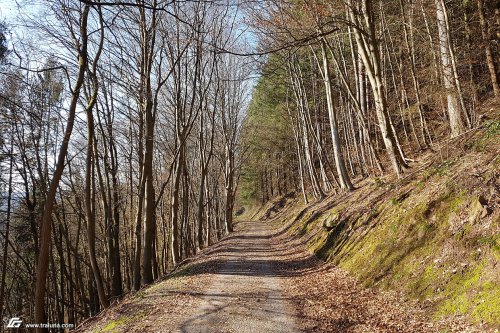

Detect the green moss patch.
[
  {"left": 436, "top": 262, "right": 500, "bottom": 324},
  {"left": 99, "top": 311, "right": 147, "bottom": 333},
  {"left": 101, "top": 317, "right": 128, "bottom": 333},
  {"left": 281, "top": 166, "right": 499, "bottom": 325}
]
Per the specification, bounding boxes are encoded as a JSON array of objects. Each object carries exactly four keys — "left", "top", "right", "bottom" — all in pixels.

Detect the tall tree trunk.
[
  {"left": 141, "top": 107, "right": 155, "bottom": 285},
  {"left": 100, "top": 79, "right": 124, "bottom": 297},
  {"left": 34, "top": 6, "right": 90, "bottom": 330},
  {"left": 84, "top": 15, "right": 108, "bottom": 306},
  {"left": 400, "top": 0, "right": 432, "bottom": 147},
  {"left": 478, "top": 0, "right": 500, "bottom": 97},
  {"left": 170, "top": 149, "right": 182, "bottom": 266},
  {"left": 224, "top": 145, "right": 235, "bottom": 234},
  {"left": 289, "top": 61, "right": 326, "bottom": 198},
  {"left": 348, "top": 0, "right": 408, "bottom": 177},
  {"left": 205, "top": 183, "right": 212, "bottom": 247},
  {"left": 197, "top": 172, "right": 206, "bottom": 251},
  {"left": 110, "top": 147, "right": 123, "bottom": 296},
  {"left": 133, "top": 174, "right": 145, "bottom": 290},
  {"left": 0, "top": 142, "right": 14, "bottom": 321},
  {"left": 139, "top": 0, "right": 157, "bottom": 287},
  {"left": 320, "top": 40, "right": 354, "bottom": 190},
  {"left": 85, "top": 100, "right": 109, "bottom": 310},
  {"left": 435, "top": 0, "right": 465, "bottom": 137}
]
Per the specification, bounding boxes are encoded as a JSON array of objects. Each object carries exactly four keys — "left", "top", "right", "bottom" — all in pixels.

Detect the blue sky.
[{"left": 0, "top": 0, "right": 19, "bottom": 23}]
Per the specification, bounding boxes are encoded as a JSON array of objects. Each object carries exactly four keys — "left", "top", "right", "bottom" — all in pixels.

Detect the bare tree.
[{"left": 34, "top": 2, "right": 93, "bottom": 328}]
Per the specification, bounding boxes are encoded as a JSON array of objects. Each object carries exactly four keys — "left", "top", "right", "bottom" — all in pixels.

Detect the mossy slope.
[{"left": 277, "top": 121, "right": 500, "bottom": 326}]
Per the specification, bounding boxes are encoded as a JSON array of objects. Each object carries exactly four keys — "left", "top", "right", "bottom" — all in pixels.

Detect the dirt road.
[
  {"left": 77, "top": 220, "right": 486, "bottom": 333},
  {"left": 78, "top": 221, "right": 300, "bottom": 333},
  {"left": 180, "top": 221, "right": 300, "bottom": 333}
]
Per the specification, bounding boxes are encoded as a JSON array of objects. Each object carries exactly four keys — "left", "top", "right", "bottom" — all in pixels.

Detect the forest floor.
[{"left": 76, "top": 219, "right": 488, "bottom": 333}]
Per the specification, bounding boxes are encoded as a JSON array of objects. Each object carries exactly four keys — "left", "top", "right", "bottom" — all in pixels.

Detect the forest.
[{"left": 0, "top": 0, "right": 498, "bottom": 332}]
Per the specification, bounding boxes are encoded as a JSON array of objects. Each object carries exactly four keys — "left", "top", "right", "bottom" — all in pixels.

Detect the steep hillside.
[{"left": 250, "top": 115, "right": 499, "bottom": 327}]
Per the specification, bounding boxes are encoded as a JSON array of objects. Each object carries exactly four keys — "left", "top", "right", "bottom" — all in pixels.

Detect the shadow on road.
[{"left": 171, "top": 221, "right": 329, "bottom": 279}]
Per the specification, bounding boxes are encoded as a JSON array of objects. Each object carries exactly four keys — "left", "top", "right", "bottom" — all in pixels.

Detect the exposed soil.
[{"left": 75, "top": 219, "right": 492, "bottom": 333}]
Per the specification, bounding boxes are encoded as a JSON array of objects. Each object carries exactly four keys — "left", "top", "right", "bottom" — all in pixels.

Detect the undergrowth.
[{"left": 280, "top": 126, "right": 499, "bottom": 326}]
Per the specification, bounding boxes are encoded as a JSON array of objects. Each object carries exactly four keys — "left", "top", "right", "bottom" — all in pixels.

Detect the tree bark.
[
  {"left": 84, "top": 7, "right": 108, "bottom": 308},
  {"left": 171, "top": 150, "right": 182, "bottom": 266},
  {"left": 320, "top": 40, "right": 354, "bottom": 190},
  {"left": 478, "top": 0, "right": 500, "bottom": 97},
  {"left": 139, "top": 1, "right": 157, "bottom": 286},
  {"left": 0, "top": 142, "right": 14, "bottom": 321},
  {"left": 435, "top": 0, "right": 465, "bottom": 137},
  {"left": 224, "top": 145, "right": 235, "bottom": 234},
  {"left": 348, "top": 0, "right": 408, "bottom": 177},
  {"left": 34, "top": 6, "right": 90, "bottom": 330}
]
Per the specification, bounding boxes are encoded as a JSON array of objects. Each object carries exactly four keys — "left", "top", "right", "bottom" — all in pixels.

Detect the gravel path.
[
  {"left": 77, "top": 219, "right": 490, "bottom": 333},
  {"left": 180, "top": 221, "right": 300, "bottom": 333},
  {"left": 76, "top": 220, "right": 301, "bottom": 333}
]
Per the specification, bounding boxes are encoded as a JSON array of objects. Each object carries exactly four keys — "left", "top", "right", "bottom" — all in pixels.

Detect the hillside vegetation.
[
  {"left": 245, "top": 113, "right": 499, "bottom": 327},
  {"left": 1, "top": 0, "right": 499, "bottom": 330}
]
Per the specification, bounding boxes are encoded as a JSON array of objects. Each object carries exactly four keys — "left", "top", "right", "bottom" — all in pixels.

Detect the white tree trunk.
[{"left": 435, "top": 0, "right": 464, "bottom": 137}]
